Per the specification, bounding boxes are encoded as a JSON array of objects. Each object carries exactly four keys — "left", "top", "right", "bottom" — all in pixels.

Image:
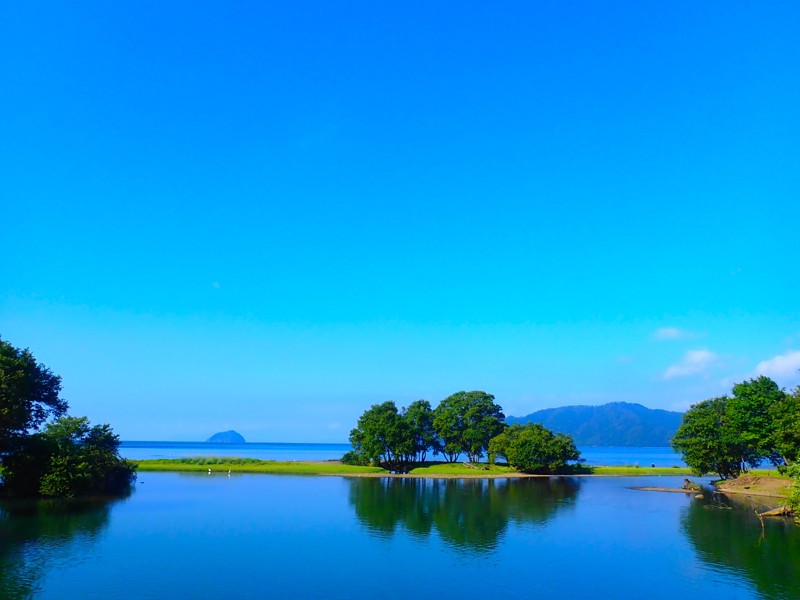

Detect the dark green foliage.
[
  {"left": 727, "top": 376, "right": 786, "bottom": 465},
  {"left": 507, "top": 402, "right": 683, "bottom": 446},
  {"left": 347, "top": 391, "right": 505, "bottom": 469},
  {"left": 489, "top": 423, "right": 582, "bottom": 473},
  {"left": 787, "top": 464, "right": 800, "bottom": 515},
  {"left": 672, "top": 377, "right": 799, "bottom": 479},
  {"left": 340, "top": 450, "right": 370, "bottom": 466},
  {"left": 0, "top": 338, "right": 135, "bottom": 499},
  {"left": 432, "top": 391, "right": 505, "bottom": 462},
  {"left": 2, "top": 417, "right": 136, "bottom": 498},
  {"left": 404, "top": 400, "right": 439, "bottom": 462},
  {"left": 0, "top": 337, "right": 68, "bottom": 454},
  {"left": 671, "top": 397, "right": 756, "bottom": 479},
  {"left": 769, "top": 386, "right": 800, "bottom": 467},
  {"left": 349, "top": 401, "right": 414, "bottom": 472}
]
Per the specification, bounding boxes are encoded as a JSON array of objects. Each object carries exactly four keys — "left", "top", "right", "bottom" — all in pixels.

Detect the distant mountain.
[
  {"left": 506, "top": 402, "right": 683, "bottom": 447},
  {"left": 206, "top": 430, "right": 246, "bottom": 444}
]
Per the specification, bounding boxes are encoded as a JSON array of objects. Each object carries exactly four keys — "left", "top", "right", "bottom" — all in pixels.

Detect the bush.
[
  {"left": 489, "top": 423, "right": 581, "bottom": 474},
  {"left": 1, "top": 416, "right": 136, "bottom": 499},
  {"left": 340, "top": 450, "right": 370, "bottom": 466},
  {"left": 786, "top": 464, "right": 800, "bottom": 517}
]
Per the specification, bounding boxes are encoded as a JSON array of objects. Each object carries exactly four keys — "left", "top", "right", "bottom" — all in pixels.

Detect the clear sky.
[{"left": 2, "top": 1, "right": 799, "bottom": 442}]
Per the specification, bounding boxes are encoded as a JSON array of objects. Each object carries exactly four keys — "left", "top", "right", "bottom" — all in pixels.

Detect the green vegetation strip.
[
  {"left": 589, "top": 466, "right": 693, "bottom": 476},
  {"left": 136, "top": 458, "right": 707, "bottom": 477},
  {"left": 411, "top": 464, "right": 695, "bottom": 476},
  {"left": 409, "top": 463, "right": 518, "bottom": 476},
  {"left": 135, "top": 458, "right": 386, "bottom": 475}
]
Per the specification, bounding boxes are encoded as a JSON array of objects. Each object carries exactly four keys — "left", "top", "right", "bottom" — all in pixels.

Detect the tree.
[
  {"left": 489, "top": 423, "right": 581, "bottom": 473},
  {"left": 403, "top": 399, "right": 439, "bottom": 463},
  {"left": 0, "top": 338, "right": 135, "bottom": 498},
  {"left": 769, "top": 386, "right": 800, "bottom": 467},
  {"left": 348, "top": 401, "right": 414, "bottom": 472},
  {"left": 0, "top": 337, "right": 67, "bottom": 454},
  {"left": 1, "top": 416, "right": 136, "bottom": 498},
  {"left": 672, "top": 376, "right": 799, "bottom": 478},
  {"left": 727, "top": 376, "right": 788, "bottom": 466},
  {"left": 433, "top": 391, "right": 505, "bottom": 462},
  {"left": 671, "top": 396, "right": 760, "bottom": 479}
]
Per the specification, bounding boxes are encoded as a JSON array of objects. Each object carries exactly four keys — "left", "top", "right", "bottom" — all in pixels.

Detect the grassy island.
[
  {"left": 135, "top": 457, "right": 385, "bottom": 475},
  {"left": 135, "top": 458, "right": 705, "bottom": 478}
]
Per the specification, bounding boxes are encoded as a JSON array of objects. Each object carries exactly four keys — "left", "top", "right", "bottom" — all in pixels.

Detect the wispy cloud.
[
  {"left": 664, "top": 349, "right": 718, "bottom": 379},
  {"left": 755, "top": 350, "right": 800, "bottom": 384},
  {"left": 653, "top": 327, "right": 696, "bottom": 341}
]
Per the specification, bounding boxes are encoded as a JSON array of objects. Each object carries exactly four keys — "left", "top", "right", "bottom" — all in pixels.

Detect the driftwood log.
[
  {"left": 758, "top": 505, "right": 794, "bottom": 518},
  {"left": 462, "top": 462, "right": 488, "bottom": 470}
]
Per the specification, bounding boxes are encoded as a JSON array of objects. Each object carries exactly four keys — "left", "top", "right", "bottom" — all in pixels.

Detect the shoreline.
[{"left": 134, "top": 458, "right": 700, "bottom": 478}]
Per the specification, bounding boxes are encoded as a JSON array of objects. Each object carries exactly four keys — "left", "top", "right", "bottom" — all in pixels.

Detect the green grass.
[
  {"left": 748, "top": 469, "right": 792, "bottom": 479},
  {"left": 409, "top": 463, "right": 696, "bottom": 476},
  {"left": 586, "top": 465, "right": 694, "bottom": 476},
  {"left": 135, "top": 457, "right": 386, "bottom": 475},
  {"left": 409, "top": 463, "right": 694, "bottom": 476},
  {"left": 409, "top": 463, "right": 518, "bottom": 476},
  {"left": 133, "top": 457, "right": 709, "bottom": 478}
]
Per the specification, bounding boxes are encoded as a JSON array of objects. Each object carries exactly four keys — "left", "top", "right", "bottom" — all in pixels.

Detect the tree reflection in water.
[
  {"left": 682, "top": 494, "right": 800, "bottom": 599},
  {"left": 348, "top": 477, "right": 581, "bottom": 552},
  {"left": 0, "top": 494, "right": 129, "bottom": 599}
]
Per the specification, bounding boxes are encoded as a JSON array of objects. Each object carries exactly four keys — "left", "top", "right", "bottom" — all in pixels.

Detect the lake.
[
  {"left": 119, "top": 441, "right": 688, "bottom": 467},
  {"left": 2, "top": 472, "right": 798, "bottom": 599}
]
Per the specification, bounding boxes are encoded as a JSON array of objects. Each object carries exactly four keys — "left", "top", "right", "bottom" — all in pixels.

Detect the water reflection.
[
  {"left": 348, "top": 477, "right": 580, "bottom": 552},
  {"left": 0, "top": 495, "right": 128, "bottom": 599},
  {"left": 682, "top": 494, "right": 800, "bottom": 599}
]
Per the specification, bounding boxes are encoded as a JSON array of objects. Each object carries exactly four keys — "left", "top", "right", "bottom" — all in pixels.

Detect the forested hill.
[{"left": 506, "top": 402, "right": 683, "bottom": 447}]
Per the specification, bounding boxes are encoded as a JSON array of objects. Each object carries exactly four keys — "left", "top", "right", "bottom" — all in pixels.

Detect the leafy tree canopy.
[
  {"left": 672, "top": 376, "right": 799, "bottom": 479},
  {"left": 0, "top": 337, "right": 135, "bottom": 498},
  {"left": 403, "top": 399, "right": 439, "bottom": 463},
  {"left": 489, "top": 423, "right": 581, "bottom": 473},
  {"left": 432, "top": 391, "right": 505, "bottom": 462},
  {"left": 2, "top": 416, "right": 136, "bottom": 498},
  {"left": 348, "top": 401, "right": 414, "bottom": 472},
  {"left": 0, "top": 337, "right": 67, "bottom": 453}
]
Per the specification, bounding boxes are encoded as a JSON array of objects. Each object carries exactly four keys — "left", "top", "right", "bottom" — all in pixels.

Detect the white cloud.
[
  {"left": 664, "top": 349, "right": 718, "bottom": 379},
  {"left": 653, "top": 327, "right": 695, "bottom": 340},
  {"left": 211, "top": 281, "right": 221, "bottom": 289},
  {"left": 755, "top": 350, "right": 800, "bottom": 383}
]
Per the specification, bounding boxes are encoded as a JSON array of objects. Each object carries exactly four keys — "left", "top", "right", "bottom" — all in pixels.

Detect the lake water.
[
  {"left": 2, "top": 472, "right": 798, "bottom": 599},
  {"left": 119, "top": 441, "right": 688, "bottom": 467}
]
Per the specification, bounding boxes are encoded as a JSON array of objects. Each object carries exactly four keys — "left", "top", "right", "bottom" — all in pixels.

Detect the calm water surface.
[
  {"left": 120, "top": 441, "right": 687, "bottom": 467},
  {"left": 2, "top": 473, "right": 797, "bottom": 599}
]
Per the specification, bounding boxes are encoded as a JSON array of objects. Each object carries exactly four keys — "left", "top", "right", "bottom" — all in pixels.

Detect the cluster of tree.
[
  {"left": 0, "top": 337, "right": 136, "bottom": 498},
  {"left": 344, "top": 390, "right": 582, "bottom": 474},
  {"left": 671, "top": 376, "right": 800, "bottom": 479},
  {"left": 345, "top": 391, "right": 503, "bottom": 472}
]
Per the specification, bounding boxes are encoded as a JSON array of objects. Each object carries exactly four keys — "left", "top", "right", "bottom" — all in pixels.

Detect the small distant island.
[{"left": 207, "top": 430, "right": 246, "bottom": 444}]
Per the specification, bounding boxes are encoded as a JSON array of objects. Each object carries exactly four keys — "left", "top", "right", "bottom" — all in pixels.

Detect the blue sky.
[{"left": 2, "top": 1, "right": 799, "bottom": 441}]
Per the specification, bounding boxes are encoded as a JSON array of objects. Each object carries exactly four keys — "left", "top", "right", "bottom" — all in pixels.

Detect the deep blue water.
[
  {"left": 2, "top": 473, "right": 798, "bottom": 599},
  {"left": 120, "top": 441, "right": 687, "bottom": 467}
]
